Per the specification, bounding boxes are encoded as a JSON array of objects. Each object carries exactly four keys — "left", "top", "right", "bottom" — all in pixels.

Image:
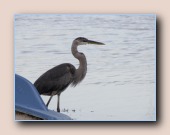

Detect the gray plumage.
[{"left": 34, "top": 37, "right": 104, "bottom": 112}]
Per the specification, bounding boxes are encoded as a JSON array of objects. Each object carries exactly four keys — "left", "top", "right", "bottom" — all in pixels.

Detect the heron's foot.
[
  {"left": 57, "top": 108, "right": 60, "bottom": 113},
  {"left": 46, "top": 103, "right": 49, "bottom": 107}
]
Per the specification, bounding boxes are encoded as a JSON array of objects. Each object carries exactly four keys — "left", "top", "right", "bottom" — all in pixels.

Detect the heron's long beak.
[{"left": 87, "top": 40, "right": 105, "bottom": 45}]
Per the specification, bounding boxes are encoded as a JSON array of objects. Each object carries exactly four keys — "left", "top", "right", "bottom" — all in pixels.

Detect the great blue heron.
[{"left": 34, "top": 37, "right": 105, "bottom": 112}]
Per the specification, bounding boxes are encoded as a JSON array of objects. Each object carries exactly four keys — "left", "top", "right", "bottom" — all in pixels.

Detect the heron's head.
[{"left": 74, "top": 37, "right": 105, "bottom": 45}]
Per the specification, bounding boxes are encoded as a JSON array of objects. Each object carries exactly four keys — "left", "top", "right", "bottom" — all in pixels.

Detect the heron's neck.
[
  {"left": 71, "top": 41, "right": 79, "bottom": 57},
  {"left": 71, "top": 41, "right": 87, "bottom": 83}
]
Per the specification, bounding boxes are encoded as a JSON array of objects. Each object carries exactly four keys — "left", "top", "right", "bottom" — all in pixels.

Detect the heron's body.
[
  {"left": 34, "top": 37, "right": 104, "bottom": 112},
  {"left": 34, "top": 63, "right": 76, "bottom": 96}
]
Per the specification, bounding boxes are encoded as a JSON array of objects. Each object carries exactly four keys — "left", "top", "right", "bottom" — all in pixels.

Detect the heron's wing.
[
  {"left": 34, "top": 63, "right": 76, "bottom": 95},
  {"left": 36, "top": 72, "right": 72, "bottom": 95}
]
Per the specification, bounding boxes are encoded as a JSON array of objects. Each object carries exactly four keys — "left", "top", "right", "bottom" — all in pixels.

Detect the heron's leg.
[
  {"left": 57, "top": 94, "right": 60, "bottom": 112},
  {"left": 46, "top": 95, "right": 53, "bottom": 107}
]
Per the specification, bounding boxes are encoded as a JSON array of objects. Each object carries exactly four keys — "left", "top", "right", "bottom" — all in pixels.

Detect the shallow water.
[{"left": 15, "top": 14, "right": 156, "bottom": 121}]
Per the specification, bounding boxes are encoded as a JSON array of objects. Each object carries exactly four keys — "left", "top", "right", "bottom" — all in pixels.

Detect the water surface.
[{"left": 15, "top": 14, "right": 156, "bottom": 121}]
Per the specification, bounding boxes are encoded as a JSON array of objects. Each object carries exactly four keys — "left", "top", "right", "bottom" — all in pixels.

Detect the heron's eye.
[{"left": 83, "top": 39, "right": 87, "bottom": 42}]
